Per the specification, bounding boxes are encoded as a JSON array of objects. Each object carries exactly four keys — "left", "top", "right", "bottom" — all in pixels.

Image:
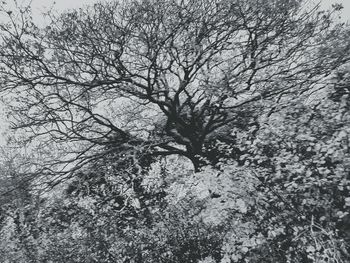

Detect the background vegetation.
[{"left": 0, "top": 0, "right": 350, "bottom": 262}]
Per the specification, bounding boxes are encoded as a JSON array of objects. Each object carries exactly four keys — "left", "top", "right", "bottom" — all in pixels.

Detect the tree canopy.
[
  {"left": 1, "top": 0, "right": 348, "bottom": 176},
  {"left": 0, "top": 0, "right": 350, "bottom": 262}
]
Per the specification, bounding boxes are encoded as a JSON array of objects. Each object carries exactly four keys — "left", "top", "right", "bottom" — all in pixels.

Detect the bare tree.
[{"left": 0, "top": 0, "right": 348, "bottom": 178}]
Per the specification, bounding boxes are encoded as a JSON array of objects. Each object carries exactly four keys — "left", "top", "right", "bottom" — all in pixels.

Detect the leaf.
[{"left": 236, "top": 199, "right": 247, "bottom": 214}]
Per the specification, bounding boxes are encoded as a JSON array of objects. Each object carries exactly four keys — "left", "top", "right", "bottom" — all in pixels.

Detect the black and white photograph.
[{"left": 0, "top": 0, "right": 349, "bottom": 262}]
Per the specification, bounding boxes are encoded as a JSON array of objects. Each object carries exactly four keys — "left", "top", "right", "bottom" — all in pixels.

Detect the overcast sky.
[
  {"left": 0, "top": 0, "right": 347, "bottom": 22},
  {"left": 24, "top": 0, "right": 350, "bottom": 21}
]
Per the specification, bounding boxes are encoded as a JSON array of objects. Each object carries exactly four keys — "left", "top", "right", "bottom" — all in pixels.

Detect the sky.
[
  {"left": 25, "top": 0, "right": 350, "bottom": 22},
  {"left": 321, "top": 0, "right": 350, "bottom": 21},
  {"left": 0, "top": 0, "right": 349, "bottom": 145},
  {"left": 1, "top": 0, "right": 348, "bottom": 22}
]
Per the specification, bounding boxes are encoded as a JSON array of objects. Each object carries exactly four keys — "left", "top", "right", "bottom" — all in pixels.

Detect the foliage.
[
  {"left": 0, "top": 0, "right": 348, "bottom": 175},
  {"left": 0, "top": 0, "right": 350, "bottom": 262}
]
